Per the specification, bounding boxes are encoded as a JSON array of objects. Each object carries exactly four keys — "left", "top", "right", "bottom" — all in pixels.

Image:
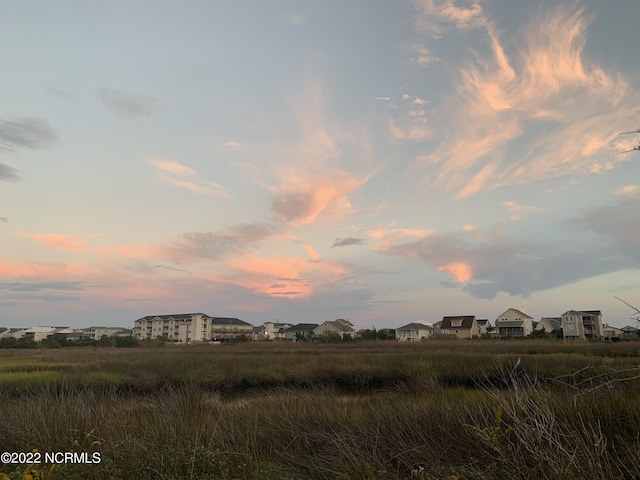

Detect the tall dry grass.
[{"left": 0, "top": 341, "right": 639, "bottom": 479}]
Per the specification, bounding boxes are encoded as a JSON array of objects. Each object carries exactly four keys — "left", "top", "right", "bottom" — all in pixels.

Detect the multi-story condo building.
[
  {"left": 133, "top": 313, "right": 253, "bottom": 343},
  {"left": 561, "top": 310, "right": 604, "bottom": 340}
]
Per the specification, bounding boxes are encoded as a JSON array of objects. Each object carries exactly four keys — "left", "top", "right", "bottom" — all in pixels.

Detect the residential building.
[
  {"left": 133, "top": 313, "right": 253, "bottom": 343},
  {"left": 561, "top": 310, "right": 604, "bottom": 340},
  {"left": 283, "top": 323, "right": 318, "bottom": 340},
  {"left": 603, "top": 324, "right": 623, "bottom": 341},
  {"left": 495, "top": 308, "right": 534, "bottom": 337},
  {"left": 21, "top": 326, "right": 73, "bottom": 342},
  {"left": 83, "top": 326, "right": 130, "bottom": 340},
  {"left": 262, "top": 322, "right": 293, "bottom": 340},
  {"left": 621, "top": 326, "right": 640, "bottom": 339},
  {"left": 314, "top": 319, "right": 355, "bottom": 338},
  {"left": 536, "top": 317, "right": 562, "bottom": 333},
  {"left": 395, "top": 322, "right": 433, "bottom": 342},
  {"left": 1, "top": 328, "right": 27, "bottom": 339},
  {"left": 439, "top": 316, "right": 480, "bottom": 339},
  {"left": 476, "top": 319, "right": 490, "bottom": 335}
]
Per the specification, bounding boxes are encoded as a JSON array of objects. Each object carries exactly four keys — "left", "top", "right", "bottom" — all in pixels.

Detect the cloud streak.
[
  {"left": 0, "top": 118, "right": 58, "bottom": 150},
  {"left": 12, "top": 232, "right": 87, "bottom": 252},
  {"left": 331, "top": 237, "right": 366, "bottom": 248},
  {"left": 97, "top": 88, "right": 154, "bottom": 117},
  {"left": 415, "top": 4, "right": 640, "bottom": 198}
]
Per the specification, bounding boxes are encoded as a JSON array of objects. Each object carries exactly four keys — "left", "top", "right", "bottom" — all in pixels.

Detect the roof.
[
  {"left": 317, "top": 320, "right": 355, "bottom": 332},
  {"left": 621, "top": 326, "right": 639, "bottom": 332},
  {"left": 285, "top": 323, "right": 319, "bottom": 332},
  {"left": 137, "top": 313, "right": 207, "bottom": 321},
  {"left": 476, "top": 319, "right": 489, "bottom": 325},
  {"left": 209, "top": 317, "right": 252, "bottom": 326},
  {"left": 498, "top": 308, "right": 533, "bottom": 319},
  {"left": 396, "top": 322, "right": 433, "bottom": 331},
  {"left": 562, "top": 310, "right": 602, "bottom": 317},
  {"left": 539, "top": 317, "right": 562, "bottom": 329},
  {"left": 441, "top": 316, "right": 476, "bottom": 330}
]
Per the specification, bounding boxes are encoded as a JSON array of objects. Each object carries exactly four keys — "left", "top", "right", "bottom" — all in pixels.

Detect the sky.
[{"left": 1, "top": 0, "right": 640, "bottom": 330}]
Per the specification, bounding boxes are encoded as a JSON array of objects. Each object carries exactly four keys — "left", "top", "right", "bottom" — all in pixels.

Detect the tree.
[{"left": 96, "top": 334, "right": 113, "bottom": 347}]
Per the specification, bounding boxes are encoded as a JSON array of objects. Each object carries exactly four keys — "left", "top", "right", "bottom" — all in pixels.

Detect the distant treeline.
[{"left": 0, "top": 334, "right": 138, "bottom": 349}]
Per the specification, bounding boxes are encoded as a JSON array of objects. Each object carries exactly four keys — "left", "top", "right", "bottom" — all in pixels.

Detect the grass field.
[{"left": 1, "top": 340, "right": 640, "bottom": 479}]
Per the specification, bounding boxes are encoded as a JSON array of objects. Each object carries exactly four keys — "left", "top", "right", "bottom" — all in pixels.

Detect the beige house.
[
  {"left": 314, "top": 319, "right": 355, "bottom": 338},
  {"left": 561, "top": 310, "right": 604, "bottom": 340},
  {"left": 495, "top": 308, "right": 534, "bottom": 337},
  {"left": 439, "top": 316, "right": 479, "bottom": 339},
  {"left": 395, "top": 322, "right": 433, "bottom": 342}
]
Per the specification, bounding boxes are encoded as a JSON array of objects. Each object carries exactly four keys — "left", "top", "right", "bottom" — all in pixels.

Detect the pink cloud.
[
  {"left": 271, "top": 171, "right": 365, "bottom": 226},
  {"left": 161, "top": 176, "right": 231, "bottom": 198},
  {"left": 146, "top": 158, "right": 196, "bottom": 177},
  {"left": 304, "top": 244, "right": 320, "bottom": 261},
  {"left": 418, "top": 5, "right": 640, "bottom": 198},
  {"left": 436, "top": 262, "right": 472, "bottom": 282},
  {"left": 0, "top": 261, "right": 88, "bottom": 278},
  {"left": 12, "top": 232, "right": 87, "bottom": 252}
]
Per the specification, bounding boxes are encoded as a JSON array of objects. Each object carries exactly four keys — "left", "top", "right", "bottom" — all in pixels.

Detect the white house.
[
  {"left": 476, "top": 319, "right": 490, "bottom": 335},
  {"left": 262, "top": 322, "right": 293, "bottom": 340},
  {"left": 536, "top": 317, "right": 562, "bottom": 333},
  {"left": 603, "top": 324, "right": 623, "bottom": 341},
  {"left": 495, "top": 308, "right": 534, "bottom": 337},
  {"left": 83, "top": 326, "right": 130, "bottom": 340},
  {"left": 395, "top": 322, "right": 433, "bottom": 342},
  {"left": 21, "top": 326, "right": 73, "bottom": 342}
]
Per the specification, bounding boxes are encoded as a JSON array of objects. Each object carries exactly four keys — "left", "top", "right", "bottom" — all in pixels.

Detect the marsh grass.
[{"left": 1, "top": 341, "right": 640, "bottom": 479}]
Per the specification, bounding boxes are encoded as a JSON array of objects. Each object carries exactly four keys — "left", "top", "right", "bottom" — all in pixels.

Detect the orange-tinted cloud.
[
  {"left": 615, "top": 185, "right": 640, "bottom": 199},
  {"left": 304, "top": 244, "right": 320, "bottom": 261},
  {"left": 271, "top": 171, "right": 365, "bottom": 226},
  {"left": 436, "top": 262, "right": 472, "bottom": 282},
  {"left": 146, "top": 158, "right": 197, "bottom": 176},
  {"left": 222, "top": 253, "right": 349, "bottom": 299},
  {"left": 417, "top": 5, "right": 639, "bottom": 198},
  {"left": 161, "top": 176, "right": 231, "bottom": 198},
  {"left": 0, "top": 261, "right": 88, "bottom": 278},
  {"left": 12, "top": 232, "right": 87, "bottom": 252}
]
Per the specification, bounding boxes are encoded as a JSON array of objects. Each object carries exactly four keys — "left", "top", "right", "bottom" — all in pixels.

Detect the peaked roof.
[
  {"left": 441, "top": 316, "right": 476, "bottom": 330},
  {"left": 209, "top": 317, "right": 252, "bottom": 326},
  {"left": 498, "top": 308, "right": 533, "bottom": 319},
  {"left": 396, "top": 322, "right": 433, "bottom": 330},
  {"left": 285, "top": 323, "right": 319, "bottom": 332},
  {"left": 476, "top": 319, "right": 489, "bottom": 325}
]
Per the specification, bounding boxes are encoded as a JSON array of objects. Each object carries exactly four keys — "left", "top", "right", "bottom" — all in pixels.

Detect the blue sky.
[{"left": 1, "top": 0, "right": 640, "bottom": 329}]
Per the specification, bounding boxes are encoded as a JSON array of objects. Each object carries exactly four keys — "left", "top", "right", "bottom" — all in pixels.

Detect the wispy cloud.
[
  {"left": 0, "top": 117, "right": 58, "bottom": 150},
  {"left": 161, "top": 176, "right": 231, "bottom": 198},
  {"left": 615, "top": 185, "right": 640, "bottom": 200},
  {"left": 413, "top": 0, "right": 486, "bottom": 37},
  {"left": 145, "top": 158, "right": 196, "bottom": 177},
  {"left": 331, "top": 237, "right": 366, "bottom": 248},
  {"left": 415, "top": 4, "right": 640, "bottom": 198},
  {"left": 271, "top": 171, "right": 365, "bottom": 226},
  {"left": 12, "top": 232, "right": 87, "bottom": 252},
  {"left": 0, "top": 217, "right": 8, "bottom": 223},
  {"left": 500, "top": 200, "right": 539, "bottom": 221},
  {"left": 224, "top": 142, "right": 243, "bottom": 150},
  {"left": 97, "top": 88, "right": 155, "bottom": 117},
  {"left": 0, "top": 163, "right": 19, "bottom": 182}
]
